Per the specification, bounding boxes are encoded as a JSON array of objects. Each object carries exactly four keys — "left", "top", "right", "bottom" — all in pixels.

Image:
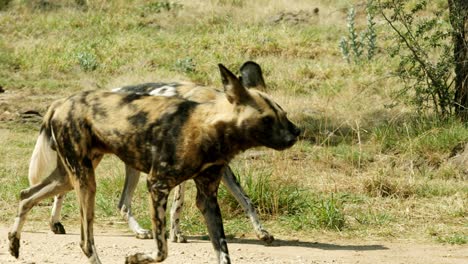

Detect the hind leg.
[
  {"left": 221, "top": 166, "right": 273, "bottom": 244},
  {"left": 50, "top": 194, "right": 67, "bottom": 234},
  {"left": 70, "top": 155, "right": 104, "bottom": 264},
  {"left": 119, "top": 165, "right": 152, "bottom": 239},
  {"left": 48, "top": 155, "right": 103, "bottom": 236},
  {"left": 169, "top": 182, "right": 187, "bottom": 243},
  {"left": 75, "top": 172, "right": 101, "bottom": 264},
  {"left": 9, "top": 163, "right": 72, "bottom": 258}
]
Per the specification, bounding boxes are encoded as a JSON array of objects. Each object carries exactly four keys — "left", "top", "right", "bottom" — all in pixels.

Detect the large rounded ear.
[
  {"left": 219, "top": 64, "right": 250, "bottom": 104},
  {"left": 239, "top": 61, "right": 266, "bottom": 90}
]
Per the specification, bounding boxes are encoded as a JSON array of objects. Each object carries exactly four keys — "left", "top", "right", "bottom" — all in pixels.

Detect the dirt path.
[{"left": 0, "top": 226, "right": 466, "bottom": 264}]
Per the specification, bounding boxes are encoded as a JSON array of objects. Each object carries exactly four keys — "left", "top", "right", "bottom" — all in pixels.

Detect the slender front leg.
[
  {"left": 169, "top": 182, "right": 187, "bottom": 243},
  {"left": 221, "top": 166, "right": 274, "bottom": 243},
  {"left": 125, "top": 180, "right": 169, "bottom": 263},
  {"left": 119, "top": 165, "right": 152, "bottom": 239},
  {"left": 195, "top": 167, "right": 231, "bottom": 264}
]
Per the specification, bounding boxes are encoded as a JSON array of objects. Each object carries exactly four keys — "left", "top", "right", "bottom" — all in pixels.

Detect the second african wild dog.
[
  {"left": 10, "top": 63, "right": 300, "bottom": 264},
  {"left": 29, "top": 61, "right": 274, "bottom": 244}
]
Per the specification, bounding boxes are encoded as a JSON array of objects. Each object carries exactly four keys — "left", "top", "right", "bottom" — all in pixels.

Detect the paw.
[
  {"left": 8, "top": 232, "right": 20, "bottom": 258},
  {"left": 89, "top": 251, "right": 102, "bottom": 264},
  {"left": 51, "top": 222, "right": 66, "bottom": 234},
  {"left": 170, "top": 233, "right": 187, "bottom": 243},
  {"left": 135, "top": 230, "right": 153, "bottom": 239},
  {"left": 125, "top": 252, "right": 154, "bottom": 264},
  {"left": 125, "top": 252, "right": 165, "bottom": 263},
  {"left": 258, "top": 230, "right": 274, "bottom": 244}
]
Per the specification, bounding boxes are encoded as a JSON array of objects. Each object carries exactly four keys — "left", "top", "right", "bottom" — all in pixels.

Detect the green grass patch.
[
  {"left": 372, "top": 116, "right": 468, "bottom": 154},
  {"left": 436, "top": 233, "right": 468, "bottom": 245},
  {"left": 219, "top": 167, "right": 310, "bottom": 216},
  {"left": 0, "top": 0, "right": 466, "bottom": 243},
  {"left": 279, "top": 194, "right": 346, "bottom": 231},
  {"left": 354, "top": 211, "right": 394, "bottom": 226}
]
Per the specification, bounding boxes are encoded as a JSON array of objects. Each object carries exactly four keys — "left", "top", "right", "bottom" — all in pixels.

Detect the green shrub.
[
  {"left": 175, "top": 57, "right": 196, "bottom": 73},
  {"left": 339, "top": 1, "right": 377, "bottom": 63},
  {"left": 378, "top": 0, "right": 454, "bottom": 117},
  {"left": 141, "top": 1, "right": 183, "bottom": 14},
  {"left": 77, "top": 51, "right": 98, "bottom": 72}
]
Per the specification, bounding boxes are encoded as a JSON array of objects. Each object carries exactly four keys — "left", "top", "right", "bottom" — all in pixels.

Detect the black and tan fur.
[
  {"left": 112, "top": 62, "right": 273, "bottom": 243},
  {"left": 29, "top": 62, "right": 274, "bottom": 243},
  {"left": 10, "top": 64, "right": 300, "bottom": 264}
]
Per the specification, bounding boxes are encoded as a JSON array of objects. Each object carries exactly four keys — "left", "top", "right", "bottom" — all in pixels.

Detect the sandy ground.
[{"left": 1, "top": 226, "right": 467, "bottom": 264}]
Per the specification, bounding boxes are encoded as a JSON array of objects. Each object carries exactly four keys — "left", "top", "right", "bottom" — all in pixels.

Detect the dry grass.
[{"left": 0, "top": 0, "right": 466, "bottom": 244}]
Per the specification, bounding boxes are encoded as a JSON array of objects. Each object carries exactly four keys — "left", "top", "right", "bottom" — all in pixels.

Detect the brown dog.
[{"left": 10, "top": 64, "right": 300, "bottom": 263}]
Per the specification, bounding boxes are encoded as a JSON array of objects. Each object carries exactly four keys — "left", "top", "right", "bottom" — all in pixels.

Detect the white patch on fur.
[
  {"left": 28, "top": 131, "right": 57, "bottom": 185},
  {"left": 218, "top": 237, "right": 230, "bottom": 263},
  {"left": 128, "top": 216, "right": 147, "bottom": 234},
  {"left": 111, "top": 87, "right": 122, "bottom": 92},
  {"left": 11, "top": 217, "right": 23, "bottom": 236},
  {"left": 169, "top": 182, "right": 186, "bottom": 242},
  {"left": 219, "top": 251, "right": 230, "bottom": 264},
  {"left": 149, "top": 86, "right": 177, "bottom": 97},
  {"left": 50, "top": 195, "right": 65, "bottom": 223}
]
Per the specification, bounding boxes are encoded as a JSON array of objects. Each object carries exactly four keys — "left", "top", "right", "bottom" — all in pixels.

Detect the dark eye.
[{"left": 262, "top": 116, "right": 274, "bottom": 125}]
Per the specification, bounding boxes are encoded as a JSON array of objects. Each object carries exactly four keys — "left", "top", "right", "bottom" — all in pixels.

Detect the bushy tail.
[
  {"left": 28, "top": 130, "right": 57, "bottom": 185},
  {"left": 28, "top": 100, "right": 62, "bottom": 185}
]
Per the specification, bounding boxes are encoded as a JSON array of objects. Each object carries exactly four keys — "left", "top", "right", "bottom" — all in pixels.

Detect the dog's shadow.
[
  {"left": 17, "top": 231, "right": 388, "bottom": 252},
  {"left": 186, "top": 235, "right": 388, "bottom": 251}
]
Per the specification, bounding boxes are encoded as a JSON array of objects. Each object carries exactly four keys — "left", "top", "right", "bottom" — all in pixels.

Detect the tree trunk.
[{"left": 449, "top": 0, "right": 468, "bottom": 120}]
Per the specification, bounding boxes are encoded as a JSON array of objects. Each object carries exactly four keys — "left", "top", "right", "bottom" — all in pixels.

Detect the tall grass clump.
[
  {"left": 363, "top": 174, "right": 416, "bottom": 198},
  {"left": 280, "top": 194, "right": 346, "bottom": 231},
  {"left": 0, "top": 167, "right": 30, "bottom": 221},
  {"left": 372, "top": 116, "right": 468, "bottom": 154},
  {"left": 314, "top": 194, "right": 346, "bottom": 230},
  {"left": 217, "top": 165, "right": 347, "bottom": 231},
  {"left": 219, "top": 168, "right": 310, "bottom": 217}
]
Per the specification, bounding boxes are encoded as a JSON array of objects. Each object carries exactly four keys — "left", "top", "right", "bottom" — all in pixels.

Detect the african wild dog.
[
  {"left": 10, "top": 63, "right": 300, "bottom": 263},
  {"left": 30, "top": 61, "right": 274, "bottom": 243}
]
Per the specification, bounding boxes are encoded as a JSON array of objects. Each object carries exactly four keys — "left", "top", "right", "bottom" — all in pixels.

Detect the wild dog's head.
[
  {"left": 218, "top": 63, "right": 300, "bottom": 150},
  {"left": 239, "top": 61, "right": 266, "bottom": 90}
]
